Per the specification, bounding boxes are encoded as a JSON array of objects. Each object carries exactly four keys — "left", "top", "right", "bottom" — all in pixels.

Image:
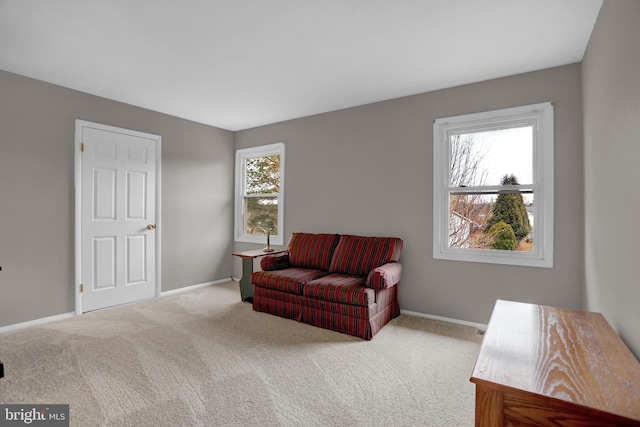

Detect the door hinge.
[
  {"left": 80, "top": 284, "right": 84, "bottom": 293},
  {"left": 81, "top": 143, "right": 85, "bottom": 152}
]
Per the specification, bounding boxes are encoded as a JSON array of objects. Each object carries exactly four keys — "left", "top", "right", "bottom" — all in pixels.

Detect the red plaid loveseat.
[{"left": 252, "top": 233, "right": 403, "bottom": 340}]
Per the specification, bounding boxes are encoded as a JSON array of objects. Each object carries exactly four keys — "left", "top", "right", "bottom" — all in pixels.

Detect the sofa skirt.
[
  {"left": 302, "top": 303, "right": 374, "bottom": 339},
  {"left": 253, "top": 284, "right": 400, "bottom": 340},
  {"left": 253, "top": 286, "right": 304, "bottom": 321}
]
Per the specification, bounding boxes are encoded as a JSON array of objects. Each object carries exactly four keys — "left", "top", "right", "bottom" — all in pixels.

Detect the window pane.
[
  {"left": 435, "top": 103, "right": 552, "bottom": 267},
  {"left": 235, "top": 142, "right": 285, "bottom": 245},
  {"left": 449, "top": 193, "right": 494, "bottom": 249},
  {"left": 449, "top": 191, "right": 534, "bottom": 252},
  {"left": 245, "top": 155, "right": 280, "bottom": 194},
  {"left": 243, "top": 196, "right": 278, "bottom": 236},
  {"left": 450, "top": 125, "right": 533, "bottom": 187}
]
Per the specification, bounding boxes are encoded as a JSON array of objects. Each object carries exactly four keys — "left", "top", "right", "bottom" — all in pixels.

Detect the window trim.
[
  {"left": 433, "top": 103, "right": 554, "bottom": 268},
  {"left": 234, "top": 142, "right": 285, "bottom": 245}
]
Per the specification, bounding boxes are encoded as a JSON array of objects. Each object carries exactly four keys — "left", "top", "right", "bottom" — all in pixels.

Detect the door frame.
[{"left": 74, "top": 120, "right": 162, "bottom": 314}]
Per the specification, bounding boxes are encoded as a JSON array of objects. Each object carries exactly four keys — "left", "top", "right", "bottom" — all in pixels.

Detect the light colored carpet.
[{"left": 0, "top": 281, "right": 482, "bottom": 426}]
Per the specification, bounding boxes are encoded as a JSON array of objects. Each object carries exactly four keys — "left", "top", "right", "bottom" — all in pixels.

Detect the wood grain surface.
[
  {"left": 471, "top": 300, "right": 640, "bottom": 426},
  {"left": 232, "top": 249, "right": 286, "bottom": 259}
]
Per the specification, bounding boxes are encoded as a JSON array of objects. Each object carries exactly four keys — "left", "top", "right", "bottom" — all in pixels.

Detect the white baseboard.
[
  {"left": 0, "top": 282, "right": 484, "bottom": 335},
  {"left": 401, "top": 309, "right": 487, "bottom": 331},
  {"left": 0, "top": 312, "right": 76, "bottom": 334},
  {"left": 0, "top": 278, "right": 234, "bottom": 335},
  {"left": 160, "top": 277, "right": 233, "bottom": 296}
]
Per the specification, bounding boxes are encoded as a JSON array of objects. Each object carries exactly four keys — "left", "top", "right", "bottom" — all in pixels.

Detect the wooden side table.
[
  {"left": 471, "top": 300, "right": 640, "bottom": 426},
  {"left": 232, "top": 249, "right": 286, "bottom": 303}
]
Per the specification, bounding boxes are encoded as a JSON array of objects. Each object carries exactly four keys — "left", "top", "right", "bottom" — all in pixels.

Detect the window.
[
  {"left": 235, "top": 142, "right": 285, "bottom": 245},
  {"left": 433, "top": 103, "right": 553, "bottom": 267}
]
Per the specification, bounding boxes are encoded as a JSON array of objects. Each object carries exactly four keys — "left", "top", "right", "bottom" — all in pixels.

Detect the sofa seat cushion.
[
  {"left": 328, "top": 235, "right": 403, "bottom": 276},
  {"left": 303, "top": 274, "right": 374, "bottom": 306},
  {"left": 288, "top": 232, "right": 340, "bottom": 271},
  {"left": 252, "top": 268, "right": 327, "bottom": 294}
]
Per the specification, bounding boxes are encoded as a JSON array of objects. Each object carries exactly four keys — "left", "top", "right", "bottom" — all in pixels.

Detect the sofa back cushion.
[
  {"left": 328, "top": 235, "right": 403, "bottom": 276},
  {"left": 288, "top": 233, "right": 340, "bottom": 271}
]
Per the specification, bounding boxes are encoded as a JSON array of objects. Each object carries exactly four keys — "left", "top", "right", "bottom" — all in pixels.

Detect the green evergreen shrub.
[
  {"left": 488, "top": 221, "right": 517, "bottom": 250},
  {"left": 484, "top": 174, "right": 531, "bottom": 242}
]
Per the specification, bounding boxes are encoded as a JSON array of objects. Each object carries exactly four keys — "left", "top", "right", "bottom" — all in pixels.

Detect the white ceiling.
[{"left": 0, "top": 0, "right": 602, "bottom": 131}]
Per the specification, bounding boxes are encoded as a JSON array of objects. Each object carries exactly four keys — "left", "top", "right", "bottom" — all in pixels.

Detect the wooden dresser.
[{"left": 471, "top": 300, "right": 640, "bottom": 426}]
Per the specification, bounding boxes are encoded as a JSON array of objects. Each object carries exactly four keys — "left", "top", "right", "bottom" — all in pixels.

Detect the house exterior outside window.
[
  {"left": 235, "top": 142, "right": 285, "bottom": 246},
  {"left": 433, "top": 103, "right": 554, "bottom": 268}
]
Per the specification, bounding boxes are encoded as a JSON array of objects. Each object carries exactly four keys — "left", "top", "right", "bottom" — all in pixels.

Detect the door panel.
[
  {"left": 127, "top": 171, "right": 147, "bottom": 219},
  {"left": 93, "top": 168, "right": 117, "bottom": 220},
  {"left": 126, "top": 234, "right": 147, "bottom": 284},
  {"left": 78, "top": 122, "right": 159, "bottom": 312},
  {"left": 93, "top": 237, "right": 116, "bottom": 289}
]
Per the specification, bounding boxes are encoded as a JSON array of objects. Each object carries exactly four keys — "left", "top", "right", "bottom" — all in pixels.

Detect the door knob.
[{"left": 146, "top": 224, "right": 157, "bottom": 230}]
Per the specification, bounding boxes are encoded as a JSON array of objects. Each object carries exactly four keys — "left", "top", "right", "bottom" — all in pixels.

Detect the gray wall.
[
  {"left": 0, "top": 70, "right": 234, "bottom": 328},
  {"left": 582, "top": 0, "right": 640, "bottom": 356},
  {"left": 235, "top": 64, "right": 585, "bottom": 326},
  {"left": 6, "top": 2, "right": 638, "bottom": 361}
]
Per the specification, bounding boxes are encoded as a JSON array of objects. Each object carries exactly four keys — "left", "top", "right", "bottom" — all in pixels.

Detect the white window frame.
[
  {"left": 235, "top": 142, "right": 285, "bottom": 245},
  {"left": 433, "top": 103, "right": 554, "bottom": 268}
]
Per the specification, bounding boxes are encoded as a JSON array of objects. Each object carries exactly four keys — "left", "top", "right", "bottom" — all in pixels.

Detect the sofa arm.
[
  {"left": 365, "top": 262, "right": 402, "bottom": 290},
  {"left": 260, "top": 252, "right": 290, "bottom": 271}
]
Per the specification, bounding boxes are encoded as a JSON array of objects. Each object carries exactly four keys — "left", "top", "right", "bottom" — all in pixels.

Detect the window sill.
[
  {"left": 434, "top": 249, "right": 553, "bottom": 268},
  {"left": 235, "top": 235, "right": 284, "bottom": 246}
]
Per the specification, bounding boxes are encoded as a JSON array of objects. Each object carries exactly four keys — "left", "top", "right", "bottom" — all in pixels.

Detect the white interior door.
[{"left": 76, "top": 121, "right": 160, "bottom": 312}]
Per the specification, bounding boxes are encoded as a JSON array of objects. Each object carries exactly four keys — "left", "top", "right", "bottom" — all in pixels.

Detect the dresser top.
[{"left": 471, "top": 299, "right": 640, "bottom": 422}]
